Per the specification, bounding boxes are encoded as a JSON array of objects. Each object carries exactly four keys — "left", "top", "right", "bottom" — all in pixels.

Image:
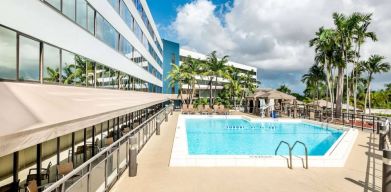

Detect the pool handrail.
[
  {"left": 291, "top": 141, "right": 308, "bottom": 169},
  {"left": 275, "top": 141, "right": 292, "bottom": 169}
]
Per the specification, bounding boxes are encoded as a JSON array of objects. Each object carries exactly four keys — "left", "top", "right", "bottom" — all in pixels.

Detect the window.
[
  {"left": 19, "top": 36, "right": 40, "bottom": 81},
  {"left": 95, "top": 63, "right": 104, "bottom": 87},
  {"left": 76, "top": 0, "right": 87, "bottom": 29},
  {"left": 96, "top": 13, "right": 119, "bottom": 50},
  {"left": 171, "top": 53, "right": 176, "bottom": 64},
  {"left": 86, "top": 61, "right": 95, "bottom": 87},
  {"left": 87, "top": 5, "right": 95, "bottom": 34},
  {"left": 61, "top": 50, "right": 75, "bottom": 84},
  {"left": 119, "top": 36, "right": 133, "bottom": 59},
  {"left": 45, "top": 0, "right": 61, "bottom": 10},
  {"left": 43, "top": 44, "right": 60, "bottom": 83},
  {"left": 0, "top": 26, "right": 17, "bottom": 80},
  {"left": 62, "top": 0, "right": 76, "bottom": 21},
  {"left": 120, "top": 0, "right": 133, "bottom": 30},
  {"left": 108, "top": 0, "right": 120, "bottom": 13},
  {"left": 133, "top": 22, "right": 142, "bottom": 42}
]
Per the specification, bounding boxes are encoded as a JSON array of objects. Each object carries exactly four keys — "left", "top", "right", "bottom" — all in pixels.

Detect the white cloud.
[{"left": 170, "top": 0, "right": 391, "bottom": 92}]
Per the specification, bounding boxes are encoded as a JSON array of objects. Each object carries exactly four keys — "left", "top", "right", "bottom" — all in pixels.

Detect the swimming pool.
[
  {"left": 186, "top": 118, "right": 343, "bottom": 156},
  {"left": 170, "top": 115, "right": 358, "bottom": 167}
]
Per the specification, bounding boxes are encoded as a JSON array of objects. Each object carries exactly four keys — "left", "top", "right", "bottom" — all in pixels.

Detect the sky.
[{"left": 146, "top": 0, "right": 391, "bottom": 94}]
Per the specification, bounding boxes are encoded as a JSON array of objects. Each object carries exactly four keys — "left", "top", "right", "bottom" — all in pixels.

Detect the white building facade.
[{"left": 0, "top": 0, "right": 163, "bottom": 92}]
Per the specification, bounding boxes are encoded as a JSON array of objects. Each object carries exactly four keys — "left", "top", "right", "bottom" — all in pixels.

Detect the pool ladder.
[{"left": 274, "top": 140, "right": 308, "bottom": 169}]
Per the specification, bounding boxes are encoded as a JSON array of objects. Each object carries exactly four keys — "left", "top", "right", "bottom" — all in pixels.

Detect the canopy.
[
  {"left": 0, "top": 82, "right": 170, "bottom": 157},
  {"left": 247, "top": 89, "right": 296, "bottom": 100}
]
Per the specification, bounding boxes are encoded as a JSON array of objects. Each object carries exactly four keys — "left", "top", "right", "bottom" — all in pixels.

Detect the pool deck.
[{"left": 111, "top": 112, "right": 383, "bottom": 192}]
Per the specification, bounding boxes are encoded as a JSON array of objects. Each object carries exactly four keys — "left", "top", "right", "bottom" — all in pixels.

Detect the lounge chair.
[
  {"left": 27, "top": 161, "right": 51, "bottom": 183},
  {"left": 213, "top": 105, "right": 219, "bottom": 113},
  {"left": 203, "top": 105, "right": 213, "bottom": 115},
  {"left": 217, "top": 105, "right": 229, "bottom": 115},
  {"left": 197, "top": 105, "right": 203, "bottom": 114},
  {"left": 188, "top": 104, "right": 196, "bottom": 114},
  {"left": 181, "top": 104, "right": 189, "bottom": 114}
]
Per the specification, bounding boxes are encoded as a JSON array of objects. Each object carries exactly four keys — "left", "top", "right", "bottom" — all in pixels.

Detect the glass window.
[
  {"left": 134, "top": 22, "right": 142, "bottom": 42},
  {"left": 119, "top": 36, "right": 132, "bottom": 59},
  {"left": 0, "top": 26, "right": 17, "bottom": 80},
  {"left": 43, "top": 44, "right": 60, "bottom": 83},
  {"left": 95, "top": 63, "right": 104, "bottom": 87},
  {"left": 120, "top": 0, "right": 133, "bottom": 30},
  {"left": 19, "top": 36, "right": 40, "bottom": 81},
  {"left": 96, "top": 13, "right": 119, "bottom": 50},
  {"left": 45, "top": 0, "right": 61, "bottom": 10},
  {"left": 87, "top": 5, "right": 95, "bottom": 34},
  {"left": 108, "top": 0, "right": 120, "bottom": 13},
  {"left": 62, "top": 0, "right": 76, "bottom": 21},
  {"left": 86, "top": 60, "right": 95, "bottom": 87},
  {"left": 76, "top": 0, "right": 87, "bottom": 29},
  {"left": 74, "top": 55, "right": 87, "bottom": 86},
  {"left": 61, "top": 50, "right": 75, "bottom": 84}
]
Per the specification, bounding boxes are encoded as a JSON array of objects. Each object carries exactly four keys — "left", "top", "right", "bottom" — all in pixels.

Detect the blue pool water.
[{"left": 186, "top": 118, "right": 343, "bottom": 156}]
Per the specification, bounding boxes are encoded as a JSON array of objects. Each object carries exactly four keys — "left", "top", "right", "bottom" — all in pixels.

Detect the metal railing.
[
  {"left": 44, "top": 105, "right": 173, "bottom": 192},
  {"left": 275, "top": 141, "right": 292, "bottom": 169},
  {"left": 291, "top": 141, "right": 308, "bottom": 169},
  {"left": 275, "top": 140, "right": 309, "bottom": 169}
]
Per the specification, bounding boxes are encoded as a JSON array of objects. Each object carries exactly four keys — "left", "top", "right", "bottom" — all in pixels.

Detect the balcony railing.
[{"left": 43, "top": 104, "right": 173, "bottom": 192}]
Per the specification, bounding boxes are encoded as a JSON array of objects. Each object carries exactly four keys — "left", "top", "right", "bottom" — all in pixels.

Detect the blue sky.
[{"left": 146, "top": 0, "right": 391, "bottom": 94}]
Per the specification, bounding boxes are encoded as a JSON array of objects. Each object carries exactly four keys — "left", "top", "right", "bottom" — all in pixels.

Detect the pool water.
[{"left": 186, "top": 118, "right": 343, "bottom": 156}]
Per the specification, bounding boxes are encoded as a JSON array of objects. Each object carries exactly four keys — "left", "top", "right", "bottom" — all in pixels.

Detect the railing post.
[
  {"left": 156, "top": 119, "right": 161, "bottom": 135},
  {"left": 373, "top": 116, "right": 375, "bottom": 133},
  {"left": 383, "top": 150, "right": 391, "bottom": 192},
  {"left": 128, "top": 136, "right": 138, "bottom": 177},
  {"left": 342, "top": 113, "right": 345, "bottom": 126},
  {"left": 351, "top": 114, "right": 354, "bottom": 128},
  {"left": 361, "top": 115, "right": 364, "bottom": 131},
  {"left": 165, "top": 111, "right": 168, "bottom": 122}
]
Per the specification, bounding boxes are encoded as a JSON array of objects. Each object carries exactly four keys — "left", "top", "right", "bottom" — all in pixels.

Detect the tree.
[
  {"left": 181, "top": 57, "right": 205, "bottom": 105},
  {"left": 204, "top": 51, "right": 230, "bottom": 106},
  {"left": 362, "top": 55, "right": 390, "bottom": 114},
  {"left": 302, "top": 64, "right": 326, "bottom": 103},
  {"left": 239, "top": 70, "right": 257, "bottom": 107},
  {"left": 310, "top": 27, "right": 337, "bottom": 118},
  {"left": 167, "top": 64, "right": 186, "bottom": 105},
  {"left": 352, "top": 13, "right": 377, "bottom": 114},
  {"left": 332, "top": 12, "right": 361, "bottom": 117},
  {"left": 277, "top": 84, "right": 292, "bottom": 94}
]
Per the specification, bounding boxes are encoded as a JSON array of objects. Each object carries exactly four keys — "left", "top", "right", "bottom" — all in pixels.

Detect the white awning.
[{"left": 0, "top": 82, "right": 170, "bottom": 157}]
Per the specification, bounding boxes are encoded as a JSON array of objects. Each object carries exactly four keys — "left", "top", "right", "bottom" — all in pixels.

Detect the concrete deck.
[{"left": 111, "top": 112, "right": 383, "bottom": 192}]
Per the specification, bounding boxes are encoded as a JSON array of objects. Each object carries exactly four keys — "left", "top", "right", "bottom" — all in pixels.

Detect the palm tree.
[
  {"left": 167, "top": 64, "right": 186, "bottom": 105},
  {"left": 239, "top": 70, "right": 257, "bottom": 107},
  {"left": 362, "top": 55, "right": 390, "bottom": 114},
  {"left": 205, "top": 51, "right": 229, "bottom": 106},
  {"left": 181, "top": 56, "right": 205, "bottom": 105},
  {"left": 302, "top": 64, "right": 326, "bottom": 104},
  {"left": 225, "top": 67, "right": 242, "bottom": 109},
  {"left": 277, "top": 84, "right": 292, "bottom": 94},
  {"left": 352, "top": 13, "right": 377, "bottom": 114},
  {"left": 310, "top": 27, "right": 337, "bottom": 118},
  {"left": 332, "top": 12, "right": 361, "bottom": 117}
]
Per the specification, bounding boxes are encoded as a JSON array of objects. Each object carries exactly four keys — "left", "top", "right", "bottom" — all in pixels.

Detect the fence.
[{"left": 43, "top": 105, "right": 173, "bottom": 192}]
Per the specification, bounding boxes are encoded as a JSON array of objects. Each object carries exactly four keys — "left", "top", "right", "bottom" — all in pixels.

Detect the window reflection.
[
  {"left": 0, "top": 26, "right": 17, "bottom": 80},
  {"left": 76, "top": 0, "right": 87, "bottom": 29},
  {"left": 45, "top": 0, "right": 61, "bottom": 10},
  {"left": 86, "top": 61, "right": 95, "bottom": 87},
  {"left": 87, "top": 5, "right": 95, "bottom": 34},
  {"left": 62, "top": 0, "right": 76, "bottom": 21},
  {"left": 119, "top": 36, "right": 133, "bottom": 59},
  {"left": 43, "top": 44, "right": 60, "bottom": 83},
  {"left": 96, "top": 13, "right": 119, "bottom": 50},
  {"left": 19, "top": 36, "right": 40, "bottom": 81}
]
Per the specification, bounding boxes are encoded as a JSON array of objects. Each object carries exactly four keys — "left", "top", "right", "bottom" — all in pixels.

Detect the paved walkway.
[{"left": 111, "top": 112, "right": 383, "bottom": 192}]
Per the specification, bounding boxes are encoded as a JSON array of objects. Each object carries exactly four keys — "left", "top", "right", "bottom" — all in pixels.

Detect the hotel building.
[{"left": 0, "top": 0, "right": 170, "bottom": 191}]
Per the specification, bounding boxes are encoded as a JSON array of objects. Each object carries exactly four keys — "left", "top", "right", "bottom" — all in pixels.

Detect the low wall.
[{"left": 366, "top": 109, "right": 391, "bottom": 115}]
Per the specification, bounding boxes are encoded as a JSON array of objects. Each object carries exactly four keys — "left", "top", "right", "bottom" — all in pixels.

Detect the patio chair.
[
  {"left": 105, "top": 137, "right": 114, "bottom": 146},
  {"left": 218, "top": 105, "right": 229, "bottom": 115},
  {"left": 56, "top": 162, "right": 80, "bottom": 181},
  {"left": 181, "top": 104, "right": 189, "bottom": 114},
  {"left": 26, "top": 180, "right": 38, "bottom": 192},
  {"left": 188, "top": 104, "right": 196, "bottom": 114},
  {"left": 27, "top": 162, "right": 52, "bottom": 183},
  {"left": 213, "top": 105, "right": 219, "bottom": 113},
  {"left": 197, "top": 105, "right": 203, "bottom": 114},
  {"left": 203, "top": 105, "right": 213, "bottom": 115}
]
